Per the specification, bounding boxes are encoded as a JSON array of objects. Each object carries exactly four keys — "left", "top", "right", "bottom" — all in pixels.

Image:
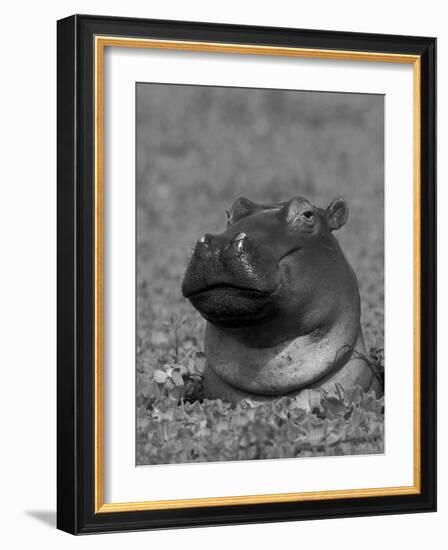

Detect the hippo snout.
[{"left": 182, "top": 231, "right": 280, "bottom": 326}]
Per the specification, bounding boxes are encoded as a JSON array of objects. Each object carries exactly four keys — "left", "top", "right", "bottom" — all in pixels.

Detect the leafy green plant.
[{"left": 136, "top": 380, "right": 384, "bottom": 465}]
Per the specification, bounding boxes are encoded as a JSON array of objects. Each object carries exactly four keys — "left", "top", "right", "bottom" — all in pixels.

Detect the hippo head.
[{"left": 182, "top": 196, "right": 357, "bottom": 348}]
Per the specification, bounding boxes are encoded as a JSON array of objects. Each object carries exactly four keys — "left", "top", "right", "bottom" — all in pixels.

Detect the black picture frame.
[{"left": 57, "top": 14, "right": 436, "bottom": 535}]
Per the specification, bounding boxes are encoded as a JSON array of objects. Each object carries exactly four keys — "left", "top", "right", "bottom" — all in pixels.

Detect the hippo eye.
[{"left": 301, "top": 210, "right": 315, "bottom": 223}]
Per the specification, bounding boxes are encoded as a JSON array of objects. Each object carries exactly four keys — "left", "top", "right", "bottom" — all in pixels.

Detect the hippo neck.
[{"left": 204, "top": 313, "right": 366, "bottom": 396}]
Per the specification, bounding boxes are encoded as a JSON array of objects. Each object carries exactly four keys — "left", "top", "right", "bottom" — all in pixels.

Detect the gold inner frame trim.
[{"left": 94, "top": 35, "right": 421, "bottom": 513}]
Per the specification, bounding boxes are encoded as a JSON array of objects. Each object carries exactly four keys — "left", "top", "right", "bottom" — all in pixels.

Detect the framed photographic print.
[{"left": 57, "top": 14, "right": 436, "bottom": 534}]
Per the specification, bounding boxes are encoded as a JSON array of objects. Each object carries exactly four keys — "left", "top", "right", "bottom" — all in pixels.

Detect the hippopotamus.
[{"left": 181, "top": 195, "right": 380, "bottom": 407}]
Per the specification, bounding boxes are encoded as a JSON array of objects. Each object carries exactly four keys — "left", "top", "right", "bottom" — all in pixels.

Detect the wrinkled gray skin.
[{"left": 182, "top": 196, "right": 380, "bottom": 407}]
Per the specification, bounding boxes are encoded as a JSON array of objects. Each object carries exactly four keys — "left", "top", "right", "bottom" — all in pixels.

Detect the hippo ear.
[
  {"left": 326, "top": 198, "right": 349, "bottom": 231},
  {"left": 226, "top": 197, "right": 259, "bottom": 225}
]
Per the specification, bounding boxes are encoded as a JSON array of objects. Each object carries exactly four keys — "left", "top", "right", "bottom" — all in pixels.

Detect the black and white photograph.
[
  {"left": 0, "top": 1, "right": 440, "bottom": 543},
  {"left": 136, "top": 83, "right": 385, "bottom": 466}
]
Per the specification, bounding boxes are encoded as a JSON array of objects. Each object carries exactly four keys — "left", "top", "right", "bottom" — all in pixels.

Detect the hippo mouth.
[
  {"left": 184, "top": 282, "right": 279, "bottom": 327},
  {"left": 184, "top": 281, "right": 275, "bottom": 299}
]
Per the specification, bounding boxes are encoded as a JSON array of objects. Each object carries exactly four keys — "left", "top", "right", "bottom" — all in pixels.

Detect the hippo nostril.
[
  {"left": 234, "top": 232, "right": 246, "bottom": 241},
  {"left": 198, "top": 233, "right": 215, "bottom": 247},
  {"left": 194, "top": 234, "right": 214, "bottom": 259},
  {"left": 232, "top": 232, "right": 247, "bottom": 253}
]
